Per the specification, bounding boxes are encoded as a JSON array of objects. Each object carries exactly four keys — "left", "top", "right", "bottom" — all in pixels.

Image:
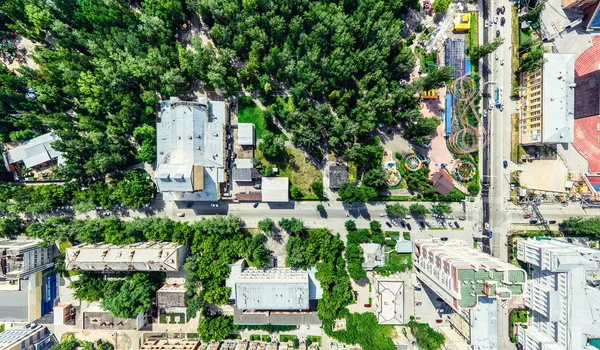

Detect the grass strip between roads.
[{"left": 511, "top": 5, "right": 520, "bottom": 97}]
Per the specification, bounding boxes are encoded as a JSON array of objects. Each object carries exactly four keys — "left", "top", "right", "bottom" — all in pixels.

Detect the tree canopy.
[{"left": 386, "top": 203, "right": 409, "bottom": 218}]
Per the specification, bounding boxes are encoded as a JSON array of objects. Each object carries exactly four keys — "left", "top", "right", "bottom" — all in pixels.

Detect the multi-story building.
[
  {"left": 413, "top": 239, "right": 526, "bottom": 312},
  {"left": 0, "top": 325, "right": 57, "bottom": 350},
  {"left": 65, "top": 242, "right": 188, "bottom": 272},
  {"left": 515, "top": 238, "right": 600, "bottom": 349},
  {"left": 0, "top": 239, "right": 57, "bottom": 322},
  {"left": 155, "top": 97, "right": 229, "bottom": 202},
  {"left": 225, "top": 260, "right": 323, "bottom": 325},
  {"left": 520, "top": 53, "right": 575, "bottom": 145}
]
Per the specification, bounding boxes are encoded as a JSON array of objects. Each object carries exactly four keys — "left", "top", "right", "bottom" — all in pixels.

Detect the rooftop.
[
  {"left": 444, "top": 38, "right": 465, "bottom": 79},
  {"left": 5, "top": 132, "right": 63, "bottom": 169},
  {"left": 328, "top": 165, "right": 349, "bottom": 189},
  {"left": 574, "top": 70, "right": 600, "bottom": 119},
  {"left": 261, "top": 177, "right": 289, "bottom": 202},
  {"left": 432, "top": 170, "right": 454, "bottom": 195},
  {"left": 65, "top": 242, "right": 187, "bottom": 272},
  {"left": 375, "top": 278, "right": 404, "bottom": 325},
  {"left": 0, "top": 325, "right": 56, "bottom": 350},
  {"left": 542, "top": 53, "right": 576, "bottom": 143},
  {"left": 140, "top": 339, "right": 200, "bottom": 350},
  {"left": 361, "top": 243, "right": 384, "bottom": 271},
  {"left": 237, "top": 123, "right": 255, "bottom": 146},
  {"left": 155, "top": 97, "right": 227, "bottom": 201}
]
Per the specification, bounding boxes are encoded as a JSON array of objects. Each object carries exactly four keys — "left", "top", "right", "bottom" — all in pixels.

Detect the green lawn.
[
  {"left": 255, "top": 147, "right": 323, "bottom": 199},
  {"left": 238, "top": 96, "right": 267, "bottom": 139}
]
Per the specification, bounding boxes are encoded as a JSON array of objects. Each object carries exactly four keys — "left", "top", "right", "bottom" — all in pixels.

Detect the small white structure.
[
  {"left": 395, "top": 238, "right": 413, "bottom": 253},
  {"left": 237, "top": 123, "right": 255, "bottom": 146},
  {"left": 261, "top": 177, "right": 289, "bottom": 202},
  {"left": 360, "top": 243, "right": 384, "bottom": 271},
  {"left": 374, "top": 277, "right": 404, "bottom": 324}
]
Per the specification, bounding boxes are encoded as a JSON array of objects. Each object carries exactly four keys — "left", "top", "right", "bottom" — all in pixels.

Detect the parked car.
[
  {"left": 440, "top": 237, "right": 448, "bottom": 242},
  {"left": 416, "top": 302, "right": 422, "bottom": 306},
  {"left": 414, "top": 287, "right": 422, "bottom": 291},
  {"left": 253, "top": 202, "right": 259, "bottom": 208},
  {"left": 364, "top": 304, "right": 371, "bottom": 307},
  {"left": 503, "top": 160, "right": 509, "bottom": 168},
  {"left": 496, "top": 29, "right": 501, "bottom": 38},
  {"left": 549, "top": 220, "right": 557, "bottom": 224},
  {"left": 523, "top": 214, "right": 531, "bottom": 219},
  {"left": 400, "top": 220, "right": 406, "bottom": 228},
  {"left": 501, "top": 59, "right": 505, "bottom": 65},
  {"left": 436, "top": 319, "right": 443, "bottom": 324},
  {"left": 494, "top": 16, "right": 498, "bottom": 24},
  {"left": 459, "top": 216, "right": 466, "bottom": 220},
  {"left": 447, "top": 215, "right": 455, "bottom": 219},
  {"left": 253, "top": 184, "right": 262, "bottom": 189},
  {"left": 500, "top": 17, "right": 506, "bottom": 26},
  {"left": 386, "top": 222, "right": 393, "bottom": 228},
  {"left": 418, "top": 221, "right": 426, "bottom": 229},
  {"left": 406, "top": 223, "right": 412, "bottom": 231},
  {"left": 502, "top": 5, "right": 506, "bottom": 13},
  {"left": 177, "top": 213, "right": 185, "bottom": 217},
  {"left": 405, "top": 215, "right": 411, "bottom": 220},
  {"left": 489, "top": 101, "right": 494, "bottom": 110},
  {"left": 454, "top": 221, "right": 460, "bottom": 229},
  {"left": 529, "top": 220, "right": 538, "bottom": 224},
  {"left": 496, "top": 7, "right": 501, "bottom": 14},
  {"left": 495, "top": 53, "right": 499, "bottom": 60}
]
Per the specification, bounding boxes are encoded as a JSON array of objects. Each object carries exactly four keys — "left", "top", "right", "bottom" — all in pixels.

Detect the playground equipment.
[
  {"left": 446, "top": 73, "right": 487, "bottom": 154},
  {"left": 404, "top": 154, "right": 424, "bottom": 172},
  {"left": 385, "top": 161, "right": 401, "bottom": 187}
]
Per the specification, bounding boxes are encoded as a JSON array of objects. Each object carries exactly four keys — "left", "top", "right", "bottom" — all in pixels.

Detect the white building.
[
  {"left": 360, "top": 243, "right": 384, "bottom": 271},
  {"left": 2, "top": 132, "right": 63, "bottom": 180},
  {"left": 0, "top": 239, "right": 58, "bottom": 322},
  {"left": 237, "top": 123, "right": 255, "bottom": 146},
  {"left": 155, "top": 97, "right": 228, "bottom": 201},
  {"left": 261, "top": 177, "right": 289, "bottom": 202},
  {"left": 516, "top": 238, "right": 600, "bottom": 349},
  {"left": 413, "top": 239, "right": 526, "bottom": 312},
  {"left": 65, "top": 242, "right": 188, "bottom": 272},
  {"left": 373, "top": 277, "right": 403, "bottom": 324}
]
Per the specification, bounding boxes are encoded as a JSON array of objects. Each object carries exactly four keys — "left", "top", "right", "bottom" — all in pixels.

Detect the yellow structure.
[
  {"left": 421, "top": 89, "right": 440, "bottom": 99},
  {"left": 520, "top": 68, "right": 543, "bottom": 144},
  {"left": 454, "top": 14, "right": 471, "bottom": 32}
]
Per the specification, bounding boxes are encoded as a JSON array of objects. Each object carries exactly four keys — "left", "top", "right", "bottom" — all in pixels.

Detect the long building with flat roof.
[
  {"left": 413, "top": 239, "right": 526, "bottom": 312},
  {"left": 156, "top": 97, "right": 228, "bottom": 201},
  {"left": 516, "top": 238, "right": 600, "bottom": 349},
  {"left": 65, "top": 242, "right": 187, "bottom": 272}
]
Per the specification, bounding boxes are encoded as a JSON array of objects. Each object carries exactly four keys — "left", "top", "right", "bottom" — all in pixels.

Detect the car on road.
[
  {"left": 436, "top": 319, "right": 443, "bottom": 324},
  {"left": 210, "top": 203, "right": 219, "bottom": 207},
  {"left": 253, "top": 202, "right": 259, "bottom": 208},
  {"left": 454, "top": 221, "right": 460, "bottom": 229},
  {"left": 530, "top": 219, "right": 538, "bottom": 224},
  {"left": 494, "top": 16, "right": 498, "bottom": 24},
  {"left": 386, "top": 221, "right": 392, "bottom": 228},
  {"left": 501, "top": 17, "right": 506, "bottom": 26},
  {"left": 549, "top": 220, "right": 557, "bottom": 224},
  {"left": 485, "top": 19, "right": 489, "bottom": 27},
  {"left": 523, "top": 214, "right": 531, "bottom": 219},
  {"left": 459, "top": 216, "right": 466, "bottom": 220},
  {"left": 488, "top": 231, "right": 493, "bottom": 238},
  {"left": 415, "top": 316, "right": 422, "bottom": 321},
  {"left": 503, "top": 160, "right": 509, "bottom": 168},
  {"left": 499, "top": 104, "right": 504, "bottom": 111},
  {"left": 253, "top": 184, "right": 262, "bottom": 189},
  {"left": 177, "top": 213, "right": 185, "bottom": 217},
  {"left": 440, "top": 237, "right": 448, "bottom": 242},
  {"left": 436, "top": 297, "right": 443, "bottom": 302},
  {"left": 496, "top": 7, "right": 501, "bottom": 15},
  {"left": 414, "top": 287, "right": 422, "bottom": 291},
  {"left": 406, "top": 223, "right": 412, "bottom": 231},
  {"left": 418, "top": 221, "right": 426, "bottom": 229},
  {"left": 416, "top": 302, "right": 422, "bottom": 306},
  {"left": 484, "top": 222, "right": 490, "bottom": 230},
  {"left": 495, "top": 53, "right": 499, "bottom": 60},
  {"left": 500, "top": 59, "right": 505, "bottom": 65},
  {"left": 364, "top": 304, "right": 371, "bottom": 307},
  {"left": 489, "top": 101, "right": 494, "bottom": 110},
  {"left": 496, "top": 29, "right": 501, "bottom": 38},
  {"left": 483, "top": 110, "right": 488, "bottom": 118}
]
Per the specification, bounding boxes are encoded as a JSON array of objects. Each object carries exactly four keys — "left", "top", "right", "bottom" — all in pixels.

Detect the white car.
[
  {"left": 210, "top": 203, "right": 219, "bottom": 207},
  {"left": 483, "top": 110, "right": 488, "bottom": 118},
  {"left": 177, "top": 213, "right": 185, "bottom": 217},
  {"left": 447, "top": 215, "right": 455, "bottom": 219},
  {"left": 500, "top": 59, "right": 505, "bottom": 66},
  {"left": 489, "top": 101, "right": 494, "bottom": 110},
  {"left": 436, "top": 308, "right": 445, "bottom": 313},
  {"left": 495, "top": 53, "right": 499, "bottom": 60},
  {"left": 484, "top": 222, "right": 490, "bottom": 230},
  {"left": 484, "top": 20, "right": 489, "bottom": 27},
  {"left": 494, "top": 16, "right": 498, "bottom": 24},
  {"left": 499, "top": 104, "right": 504, "bottom": 111}
]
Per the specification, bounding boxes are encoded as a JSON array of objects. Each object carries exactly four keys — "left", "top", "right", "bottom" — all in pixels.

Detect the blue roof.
[
  {"left": 445, "top": 94, "right": 453, "bottom": 136},
  {"left": 465, "top": 59, "right": 472, "bottom": 76}
]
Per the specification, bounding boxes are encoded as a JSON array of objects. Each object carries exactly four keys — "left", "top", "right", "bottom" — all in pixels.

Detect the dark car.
[
  {"left": 418, "top": 221, "right": 426, "bottom": 229},
  {"left": 414, "top": 287, "right": 422, "bottom": 291},
  {"left": 364, "top": 303, "right": 371, "bottom": 307},
  {"left": 523, "top": 214, "right": 531, "bottom": 219},
  {"left": 502, "top": 5, "right": 506, "bottom": 13},
  {"left": 400, "top": 220, "right": 406, "bottom": 228},
  {"left": 406, "top": 223, "right": 412, "bottom": 231},
  {"left": 496, "top": 7, "right": 501, "bottom": 14},
  {"left": 386, "top": 221, "right": 393, "bottom": 228},
  {"left": 253, "top": 202, "right": 259, "bottom": 208},
  {"left": 529, "top": 219, "right": 538, "bottom": 224},
  {"left": 496, "top": 30, "right": 501, "bottom": 38},
  {"left": 501, "top": 17, "right": 506, "bottom": 26},
  {"left": 549, "top": 220, "right": 557, "bottom": 224},
  {"left": 503, "top": 160, "right": 509, "bottom": 168},
  {"left": 454, "top": 221, "right": 460, "bottom": 229},
  {"left": 541, "top": 220, "right": 548, "bottom": 224},
  {"left": 440, "top": 237, "right": 448, "bottom": 242},
  {"left": 436, "top": 319, "right": 443, "bottom": 324}
]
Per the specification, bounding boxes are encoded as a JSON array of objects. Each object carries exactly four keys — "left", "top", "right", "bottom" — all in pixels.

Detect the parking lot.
[{"left": 413, "top": 281, "right": 453, "bottom": 330}]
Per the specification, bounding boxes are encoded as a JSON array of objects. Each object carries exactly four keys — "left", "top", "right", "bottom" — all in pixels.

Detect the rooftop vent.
[
  {"left": 158, "top": 173, "right": 170, "bottom": 181},
  {"left": 173, "top": 173, "right": 185, "bottom": 182}
]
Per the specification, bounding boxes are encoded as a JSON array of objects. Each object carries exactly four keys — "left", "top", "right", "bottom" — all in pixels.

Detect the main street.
[{"left": 480, "top": 0, "right": 516, "bottom": 348}]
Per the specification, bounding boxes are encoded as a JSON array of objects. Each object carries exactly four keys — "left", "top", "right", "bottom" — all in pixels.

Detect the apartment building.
[
  {"left": 520, "top": 53, "right": 575, "bottom": 145},
  {"left": 515, "top": 238, "right": 600, "bottom": 349},
  {"left": 413, "top": 239, "right": 526, "bottom": 312}
]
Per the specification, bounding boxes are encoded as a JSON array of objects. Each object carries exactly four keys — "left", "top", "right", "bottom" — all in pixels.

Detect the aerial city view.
[{"left": 1, "top": 0, "right": 600, "bottom": 349}]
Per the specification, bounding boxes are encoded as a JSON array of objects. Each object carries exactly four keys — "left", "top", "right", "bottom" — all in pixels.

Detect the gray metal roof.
[
  {"left": 6, "top": 132, "right": 63, "bottom": 168},
  {"left": 542, "top": 53, "right": 575, "bottom": 143},
  {"left": 238, "top": 123, "right": 255, "bottom": 146},
  {"left": 361, "top": 243, "right": 385, "bottom": 270},
  {"left": 155, "top": 164, "right": 194, "bottom": 192},
  {"left": 155, "top": 97, "right": 227, "bottom": 201}
]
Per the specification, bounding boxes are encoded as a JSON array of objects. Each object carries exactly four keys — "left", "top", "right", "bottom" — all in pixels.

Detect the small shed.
[
  {"left": 238, "top": 123, "right": 255, "bottom": 146},
  {"left": 395, "top": 239, "right": 413, "bottom": 254},
  {"left": 262, "top": 177, "right": 289, "bottom": 202}
]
